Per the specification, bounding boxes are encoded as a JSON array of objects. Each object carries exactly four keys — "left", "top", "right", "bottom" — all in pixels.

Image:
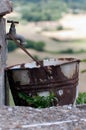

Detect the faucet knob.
[{"left": 7, "top": 20, "right": 19, "bottom": 24}]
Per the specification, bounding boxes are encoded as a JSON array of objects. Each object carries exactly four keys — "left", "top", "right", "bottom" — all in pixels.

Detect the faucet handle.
[{"left": 7, "top": 20, "right": 19, "bottom": 24}]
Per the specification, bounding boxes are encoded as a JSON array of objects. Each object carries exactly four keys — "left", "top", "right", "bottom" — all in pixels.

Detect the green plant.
[
  {"left": 25, "top": 40, "right": 45, "bottom": 51},
  {"left": 81, "top": 59, "right": 86, "bottom": 63},
  {"left": 25, "top": 40, "right": 35, "bottom": 48},
  {"left": 8, "top": 40, "right": 17, "bottom": 52},
  {"left": 81, "top": 59, "right": 86, "bottom": 73},
  {"left": 18, "top": 92, "right": 58, "bottom": 108},
  {"left": 8, "top": 39, "right": 45, "bottom": 53},
  {"left": 59, "top": 48, "right": 74, "bottom": 54},
  {"left": 81, "top": 69, "right": 86, "bottom": 73},
  {"left": 33, "top": 55, "right": 40, "bottom": 60},
  {"left": 34, "top": 41, "right": 45, "bottom": 51},
  {"left": 56, "top": 25, "right": 64, "bottom": 31},
  {"left": 13, "top": 0, "right": 68, "bottom": 22},
  {"left": 76, "top": 92, "right": 86, "bottom": 104}
]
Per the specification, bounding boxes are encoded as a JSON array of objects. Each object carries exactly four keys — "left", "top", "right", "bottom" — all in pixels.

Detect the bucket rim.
[{"left": 6, "top": 58, "right": 80, "bottom": 70}]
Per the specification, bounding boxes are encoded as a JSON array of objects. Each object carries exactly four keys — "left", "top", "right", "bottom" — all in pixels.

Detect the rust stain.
[{"left": 6, "top": 58, "right": 80, "bottom": 106}]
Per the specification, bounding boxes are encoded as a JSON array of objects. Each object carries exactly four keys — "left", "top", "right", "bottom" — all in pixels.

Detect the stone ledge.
[
  {"left": 0, "top": 0, "right": 12, "bottom": 16},
  {"left": 0, "top": 105, "right": 86, "bottom": 129}
]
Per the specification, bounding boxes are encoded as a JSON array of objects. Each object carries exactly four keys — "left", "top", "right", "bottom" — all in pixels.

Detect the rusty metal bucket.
[{"left": 5, "top": 58, "right": 80, "bottom": 106}]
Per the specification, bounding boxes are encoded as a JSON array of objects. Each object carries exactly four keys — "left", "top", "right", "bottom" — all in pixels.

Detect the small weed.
[
  {"left": 76, "top": 92, "right": 86, "bottom": 104},
  {"left": 18, "top": 92, "right": 58, "bottom": 108}
]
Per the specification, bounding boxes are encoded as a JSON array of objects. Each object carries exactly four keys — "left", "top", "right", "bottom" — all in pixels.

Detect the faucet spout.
[
  {"left": 6, "top": 33, "right": 27, "bottom": 45},
  {"left": 6, "top": 20, "right": 27, "bottom": 45},
  {"left": 14, "top": 34, "right": 27, "bottom": 45}
]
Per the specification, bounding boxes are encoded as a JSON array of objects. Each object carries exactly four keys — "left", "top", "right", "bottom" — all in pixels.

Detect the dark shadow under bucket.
[{"left": 5, "top": 58, "right": 80, "bottom": 107}]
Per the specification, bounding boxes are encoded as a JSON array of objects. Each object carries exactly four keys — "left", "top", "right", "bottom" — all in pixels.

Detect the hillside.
[{"left": 11, "top": 0, "right": 86, "bottom": 22}]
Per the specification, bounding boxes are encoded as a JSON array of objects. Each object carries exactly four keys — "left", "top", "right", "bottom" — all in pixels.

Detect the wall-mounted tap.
[{"left": 6, "top": 20, "right": 26, "bottom": 45}]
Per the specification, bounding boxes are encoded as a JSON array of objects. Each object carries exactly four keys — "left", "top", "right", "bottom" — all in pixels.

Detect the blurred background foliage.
[
  {"left": 8, "top": 40, "right": 45, "bottom": 52},
  {"left": 8, "top": 0, "right": 86, "bottom": 53},
  {"left": 11, "top": 0, "right": 86, "bottom": 22}
]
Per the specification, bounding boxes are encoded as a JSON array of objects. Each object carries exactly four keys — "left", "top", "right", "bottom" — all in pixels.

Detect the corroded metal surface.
[{"left": 6, "top": 58, "right": 80, "bottom": 106}]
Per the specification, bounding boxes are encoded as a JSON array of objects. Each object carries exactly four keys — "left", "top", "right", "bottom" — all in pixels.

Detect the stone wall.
[
  {"left": 0, "top": 105, "right": 86, "bottom": 130},
  {"left": 0, "top": 0, "right": 12, "bottom": 16},
  {"left": 0, "top": 0, "right": 12, "bottom": 105}
]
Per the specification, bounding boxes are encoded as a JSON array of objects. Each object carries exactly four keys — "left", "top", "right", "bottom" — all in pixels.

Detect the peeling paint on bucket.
[{"left": 6, "top": 58, "right": 80, "bottom": 106}]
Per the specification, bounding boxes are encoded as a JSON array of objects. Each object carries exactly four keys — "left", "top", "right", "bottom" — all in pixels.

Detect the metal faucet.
[{"left": 6, "top": 20, "right": 26, "bottom": 45}]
